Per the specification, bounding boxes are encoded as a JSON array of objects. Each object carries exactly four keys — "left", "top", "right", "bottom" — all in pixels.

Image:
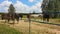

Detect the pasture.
[
  {"left": 0, "top": 14, "right": 60, "bottom": 34},
  {"left": 0, "top": 23, "right": 22, "bottom": 34}
]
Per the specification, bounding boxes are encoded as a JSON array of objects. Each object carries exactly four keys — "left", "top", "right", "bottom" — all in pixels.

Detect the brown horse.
[
  {"left": 1, "top": 13, "right": 11, "bottom": 23},
  {"left": 43, "top": 12, "right": 50, "bottom": 22},
  {"left": 1, "top": 13, "right": 23, "bottom": 24},
  {"left": 1, "top": 13, "right": 15, "bottom": 24}
]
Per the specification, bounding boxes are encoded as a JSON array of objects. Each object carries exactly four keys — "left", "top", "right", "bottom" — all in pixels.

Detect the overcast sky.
[{"left": 0, "top": 0, "right": 43, "bottom": 13}]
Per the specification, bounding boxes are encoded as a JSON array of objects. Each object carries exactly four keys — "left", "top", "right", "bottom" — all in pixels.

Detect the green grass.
[
  {"left": 23, "top": 15, "right": 27, "bottom": 18},
  {"left": 0, "top": 24, "right": 23, "bottom": 34}
]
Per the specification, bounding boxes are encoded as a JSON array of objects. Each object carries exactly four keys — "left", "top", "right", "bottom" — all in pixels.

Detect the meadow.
[{"left": 0, "top": 14, "right": 60, "bottom": 34}]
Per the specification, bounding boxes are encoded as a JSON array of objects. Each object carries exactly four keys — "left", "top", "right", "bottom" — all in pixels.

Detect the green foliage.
[
  {"left": 8, "top": 4, "right": 15, "bottom": 14},
  {"left": 42, "top": 0, "right": 60, "bottom": 18},
  {"left": 47, "top": 1, "right": 54, "bottom": 11},
  {"left": 42, "top": 0, "right": 60, "bottom": 12}
]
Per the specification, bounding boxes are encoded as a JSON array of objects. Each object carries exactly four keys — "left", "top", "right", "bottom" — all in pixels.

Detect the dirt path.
[{"left": 0, "top": 20, "right": 60, "bottom": 34}]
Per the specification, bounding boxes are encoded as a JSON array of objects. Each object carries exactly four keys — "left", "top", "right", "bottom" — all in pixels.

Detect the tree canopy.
[
  {"left": 41, "top": 0, "right": 60, "bottom": 18},
  {"left": 42, "top": 0, "right": 60, "bottom": 12},
  {"left": 8, "top": 4, "right": 15, "bottom": 14}
]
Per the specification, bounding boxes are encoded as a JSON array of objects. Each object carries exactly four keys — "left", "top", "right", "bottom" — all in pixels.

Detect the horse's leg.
[
  {"left": 43, "top": 18, "right": 46, "bottom": 22},
  {"left": 8, "top": 19, "right": 10, "bottom": 23},
  {"left": 16, "top": 18, "right": 19, "bottom": 24},
  {"left": 47, "top": 18, "right": 49, "bottom": 22},
  {"left": 41, "top": 17, "right": 43, "bottom": 22},
  {"left": 21, "top": 17, "right": 22, "bottom": 20},
  {"left": 2, "top": 17, "right": 3, "bottom": 20}
]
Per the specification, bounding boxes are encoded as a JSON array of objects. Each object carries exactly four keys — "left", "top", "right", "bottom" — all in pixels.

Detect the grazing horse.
[
  {"left": 43, "top": 12, "right": 50, "bottom": 22},
  {"left": 1, "top": 13, "right": 4, "bottom": 20},
  {"left": 12, "top": 14, "right": 23, "bottom": 24},
  {"left": 1, "top": 13, "right": 23, "bottom": 24},
  {"left": 38, "top": 14, "right": 43, "bottom": 21},
  {"left": 10, "top": 14, "right": 15, "bottom": 24},
  {"left": 19, "top": 14, "right": 23, "bottom": 20},
  {"left": 14, "top": 14, "right": 20, "bottom": 24},
  {"left": 1, "top": 13, "right": 11, "bottom": 23}
]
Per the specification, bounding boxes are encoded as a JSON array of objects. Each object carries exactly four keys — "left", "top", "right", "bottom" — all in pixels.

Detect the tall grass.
[{"left": 0, "top": 24, "right": 23, "bottom": 34}]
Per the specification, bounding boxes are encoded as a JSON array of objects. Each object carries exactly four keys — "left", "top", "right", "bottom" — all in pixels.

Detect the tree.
[
  {"left": 41, "top": 0, "right": 60, "bottom": 18},
  {"left": 8, "top": 4, "right": 15, "bottom": 14},
  {"left": 33, "top": 11, "right": 36, "bottom": 14}
]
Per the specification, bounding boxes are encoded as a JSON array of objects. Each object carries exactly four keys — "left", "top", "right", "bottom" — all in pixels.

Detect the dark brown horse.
[
  {"left": 1, "top": 13, "right": 11, "bottom": 23},
  {"left": 43, "top": 12, "right": 50, "bottom": 22},
  {"left": 14, "top": 14, "right": 20, "bottom": 24},
  {"left": 18, "top": 14, "right": 23, "bottom": 20},
  {"left": 1, "top": 13, "right": 15, "bottom": 24},
  {"left": 1, "top": 13, "right": 23, "bottom": 24}
]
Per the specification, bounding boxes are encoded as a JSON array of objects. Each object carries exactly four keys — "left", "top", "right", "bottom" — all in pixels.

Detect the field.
[
  {"left": 0, "top": 18, "right": 60, "bottom": 34},
  {"left": 0, "top": 23, "right": 22, "bottom": 34},
  {"left": 0, "top": 15, "right": 60, "bottom": 34}
]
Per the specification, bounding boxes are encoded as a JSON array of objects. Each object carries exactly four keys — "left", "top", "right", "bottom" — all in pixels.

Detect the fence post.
[{"left": 28, "top": 13, "right": 31, "bottom": 34}]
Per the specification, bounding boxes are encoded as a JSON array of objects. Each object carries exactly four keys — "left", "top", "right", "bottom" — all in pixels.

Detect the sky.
[{"left": 0, "top": 0, "right": 43, "bottom": 13}]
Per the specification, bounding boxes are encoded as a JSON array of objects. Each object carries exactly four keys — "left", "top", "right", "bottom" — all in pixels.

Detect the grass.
[
  {"left": 0, "top": 15, "right": 60, "bottom": 34},
  {"left": 49, "top": 18, "right": 60, "bottom": 24},
  {"left": 30, "top": 17, "right": 60, "bottom": 24},
  {"left": 23, "top": 16, "right": 60, "bottom": 25},
  {"left": 30, "top": 21, "right": 60, "bottom": 34},
  {"left": 0, "top": 24, "right": 23, "bottom": 34}
]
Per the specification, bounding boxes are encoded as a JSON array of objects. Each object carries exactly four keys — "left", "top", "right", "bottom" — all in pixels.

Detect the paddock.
[
  {"left": 0, "top": 18, "right": 60, "bottom": 34},
  {"left": 0, "top": 13, "right": 60, "bottom": 34}
]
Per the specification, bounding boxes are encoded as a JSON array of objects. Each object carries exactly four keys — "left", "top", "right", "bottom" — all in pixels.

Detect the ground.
[
  {"left": 0, "top": 19, "right": 60, "bottom": 34},
  {"left": 0, "top": 22, "right": 22, "bottom": 34}
]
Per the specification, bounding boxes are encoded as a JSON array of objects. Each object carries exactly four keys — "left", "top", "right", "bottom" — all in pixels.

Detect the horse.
[
  {"left": 1, "top": 13, "right": 23, "bottom": 24},
  {"left": 38, "top": 14, "right": 43, "bottom": 21},
  {"left": 12, "top": 13, "right": 23, "bottom": 24},
  {"left": 43, "top": 12, "right": 50, "bottom": 22},
  {"left": 1, "top": 13, "right": 11, "bottom": 23},
  {"left": 14, "top": 14, "right": 20, "bottom": 24},
  {"left": 19, "top": 14, "right": 23, "bottom": 20}
]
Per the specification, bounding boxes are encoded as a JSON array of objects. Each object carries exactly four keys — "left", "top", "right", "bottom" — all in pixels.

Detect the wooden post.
[{"left": 28, "top": 13, "right": 31, "bottom": 34}]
